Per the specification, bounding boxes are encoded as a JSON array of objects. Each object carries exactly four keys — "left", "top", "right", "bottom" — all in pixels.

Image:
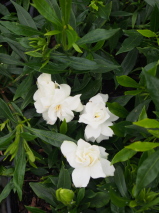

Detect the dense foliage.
[{"left": 1, "top": 0, "right": 159, "bottom": 212}]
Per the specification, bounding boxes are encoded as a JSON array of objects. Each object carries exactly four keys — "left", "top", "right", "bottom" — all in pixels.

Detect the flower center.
[
  {"left": 55, "top": 105, "right": 61, "bottom": 111},
  {"left": 94, "top": 112, "right": 101, "bottom": 118}
]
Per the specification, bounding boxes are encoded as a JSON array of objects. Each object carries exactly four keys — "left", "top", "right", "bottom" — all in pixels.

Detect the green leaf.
[
  {"left": 0, "top": 53, "right": 23, "bottom": 65},
  {"left": 21, "top": 85, "right": 36, "bottom": 110},
  {"left": 30, "top": 182, "right": 56, "bottom": 206},
  {"left": 121, "top": 48, "right": 138, "bottom": 75},
  {"left": 107, "top": 102, "right": 128, "bottom": 118},
  {"left": 110, "top": 188, "right": 130, "bottom": 207},
  {"left": 110, "top": 121, "right": 131, "bottom": 137},
  {"left": 138, "top": 106, "right": 147, "bottom": 121},
  {"left": 116, "top": 32, "right": 143, "bottom": 55},
  {"left": 150, "top": 6, "right": 159, "bottom": 32},
  {"left": 13, "top": 74, "right": 33, "bottom": 101},
  {"left": 45, "top": 30, "right": 61, "bottom": 36},
  {"left": 114, "top": 166, "right": 128, "bottom": 198},
  {"left": 48, "top": 149, "right": 58, "bottom": 169},
  {"left": 81, "top": 79, "right": 102, "bottom": 100},
  {"left": 137, "top": 30, "right": 156, "bottom": 38},
  {"left": 111, "top": 148, "right": 137, "bottom": 164},
  {"left": 125, "top": 90, "right": 142, "bottom": 96},
  {"left": 134, "top": 118, "right": 159, "bottom": 129},
  {"left": 25, "top": 206, "right": 46, "bottom": 213},
  {"left": 135, "top": 150, "right": 159, "bottom": 196},
  {"left": 32, "top": 0, "right": 62, "bottom": 27},
  {"left": 116, "top": 75, "right": 139, "bottom": 88},
  {"left": 77, "top": 188, "right": 85, "bottom": 205},
  {"left": 0, "top": 132, "right": 15, "bottom": 149},
  {"left": 52, "top": 55, "right": 99, "bottom": 70},
  {"left": 20, "top": 132, "right": 37, "bottom": 141},
  {"left": 77, "top": 28, "right": 120, "bottom": 45},
  {"left": 144, "top": 71, "right": 159, "bottom": 111},
  {"left": 126, "top": 100, "right": 150, "bottom": 122},
  {"left": 59, "top": 0, "right": 72, "bottom": 25},
  {"left": 0, "top": 98, "right": 16, "bottom": 123},
  {"left": 125, "top": 142, "right": 159, "bottom": 152},
  {"left": 89, "top": 192, "right": 110, "bottom": 208},
  {"left": 144, "top": 0, "right": 159, "bottom": 7},
  {"left": 0, "top": 180, "right": 14, "bottom": 203},
  {"left": 0, "top": 21, "right": 43, "bottom": 36},
  {"left": 25, "top": 127, "right": 75, "bottom": 148},
  {"left": 13, "top": 140, "right": 26, "bottom": 200},
  {"left": 60, "top": 119, "right": 67, "bottom": 134},
  {"left": 66, "top": 28, "right": 78, "bottom": 49},
  {"left": 57, "top": 166, "right": 71, "bottom": 189},
  {"left": 11, "top": 0, "right": 37, "bottom": 29}
]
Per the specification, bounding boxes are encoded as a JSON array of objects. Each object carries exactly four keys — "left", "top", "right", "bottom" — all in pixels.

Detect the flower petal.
[
  {"left": 37, "top": 73, "right": 52, "bottom": 84},
  {"left": 61, "top": 141, "right": 77, "bottom": 157},
  {"left": 96, "top": 134, "right": 109, "bottom": 143},
  {"left": 106, "top": 107, "right": 119, "bottom": 122},
  {"left": 77, "top": 138, "right": 91, "bottom": 149},
  {"left": 64, "top": 95, "right": 83, "bottom": 112},
  {"left": 89, "top": 93, "right": 106, "bottom": 104},
  {"left": 72, "top": 167, "right": 91, "bottom": 187},
  {"left": 42, "top": 111, "right": 57, "bottom": 125},
  {"left": 85, "top": 125, "right": 101, "bottom": 141},
  {"left": 100, "top": 158, "right": 115, "bottom": 177},
  {"left": 90, "top": 160, "right": 106, "bottom": 178},
  {"left": 99, "top": 146, "right": 109, "bottom": 159},
  {"left": 101, "top": 122, "right": 114, "bottom": 137}
]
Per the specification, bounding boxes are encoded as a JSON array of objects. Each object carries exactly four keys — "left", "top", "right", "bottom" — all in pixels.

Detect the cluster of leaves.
[{"left": 1, "top": 0, "right": 159, "bottom": 212}]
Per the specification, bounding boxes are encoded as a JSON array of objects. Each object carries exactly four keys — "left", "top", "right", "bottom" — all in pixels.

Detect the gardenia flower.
[
  {"left": 61, "top": 139, "right": 115, "bottom": 187},
  {"left": 33, "top": 73, "right": 83, "bottom": 125},
  {"left": 79, "top": 93, "right": 118, "bottom": 143}
]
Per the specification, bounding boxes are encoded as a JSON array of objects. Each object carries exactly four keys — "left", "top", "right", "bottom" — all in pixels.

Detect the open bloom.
[
  {"left": 79, "top": 93, "right": 118, "bottom": 143},
  {"left": 43, "top": 83, "right": 83, "bottom": 125},
  {"left": 33, "top": 73, "right": 83, "bottom": 125},
  {"left": 61, "top": 139, "right": 115, "bottom": 187},
  {"left": 33, "top": 73, "right": 55, "bottom": 113}
]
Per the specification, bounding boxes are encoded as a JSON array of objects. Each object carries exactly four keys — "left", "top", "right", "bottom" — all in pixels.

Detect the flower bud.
[{"left": 56, "top": 188, "right": 75, "bottom": 206}]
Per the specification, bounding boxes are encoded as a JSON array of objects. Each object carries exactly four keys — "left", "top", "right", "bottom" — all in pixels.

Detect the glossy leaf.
[
  {"left": 114, "top": 166, "right": 128, "bottom": 198},
  {"left": 125, "top": 142, "right": 159, "bottom": 152},
  {"left": 13, "top": 140, "right": 26, "bottom": 200},
  {"left": 0, "top": 21, "right": 43, "bottom": 36},
  {"left": 137, "top": 30, "right": 156, "bottom": 38},
  {"left": 116, "top": 32, "right": 143, "bottom": 55},
  {"left": 0, "top": 53, "right": 23, "bottom": 65},
  {"left": 77, "top": 28, "right": 120, "bottom": 45},
  {"left": 134, "top": 118, "right": 159, "bottom": 129},
  {"left": 0, "top": 98, "right": 16, "bottom": 123},
  {"left": 59, "top": 0, "right": 72, "bottom": 25},
  {"left": 32, "top": 0, "right": 62, "bottom": 27},
  {"left": 116, "top": 75, "right": 139, "bottom": 88},
  {"left": 135, "top": 150, "right": 159, "bottom": 196},
  {"left": 30, "top": 182, "right": 56, "bottom": 206},
  {"left": 144, "top": 71, "right": 159, "bottom": 111},
  {"left": 13, "top": 74, "right": 33, "bottom": 101},
  {"left": 25, "top": 127, "right": 75, "bottom": 148},
  {"left": 111, "top": 148, "right": 137, "bottom": 164},
  {"left": 11, "top": 0, "right": 37, "bottom": 29},
  {"left": 57, "top": 166, "right": 71, "bottom": 189},
  {"left": 107, "top": 102, "right": 128, "bottom": 118},
  {"left": 25, "top": 206, "right": 46, "bottom": 213}
]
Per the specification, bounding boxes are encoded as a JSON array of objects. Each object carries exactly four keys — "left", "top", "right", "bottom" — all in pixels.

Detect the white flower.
[
  {"left": 61, "top": 139, "right": 115, "bottom": 188},
  {"left": 43, "top": 83, "right": 83, "bottom": 125},
  {"left": 33, "top": 73, "right": 55, "bottom": 113},
  {"left": 79, "top": 93, "right": 118, "bottom": 143},
  {"left": 33, "top": 73, "right": 83, "bottom": 125}
]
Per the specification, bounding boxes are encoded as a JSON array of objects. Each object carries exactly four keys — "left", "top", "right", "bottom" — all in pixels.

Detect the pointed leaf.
[{"left": 135, "top": 150, "right": 159, "bottom": 196}]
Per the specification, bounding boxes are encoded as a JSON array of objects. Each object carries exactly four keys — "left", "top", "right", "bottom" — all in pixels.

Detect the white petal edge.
[
  {"left": 100, "top": 158, "right": 115, "bottom": 177},
  {"left": 72, "top": 167, "right": 91, "bottom": 187},
  {"left": 61, "top": 141, "right": 77, "bottom": 157}
]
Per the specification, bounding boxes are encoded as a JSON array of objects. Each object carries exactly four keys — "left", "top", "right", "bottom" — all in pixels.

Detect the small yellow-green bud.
[{"left": 56, "top": 188, "right": 75, "bottom": 206}]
